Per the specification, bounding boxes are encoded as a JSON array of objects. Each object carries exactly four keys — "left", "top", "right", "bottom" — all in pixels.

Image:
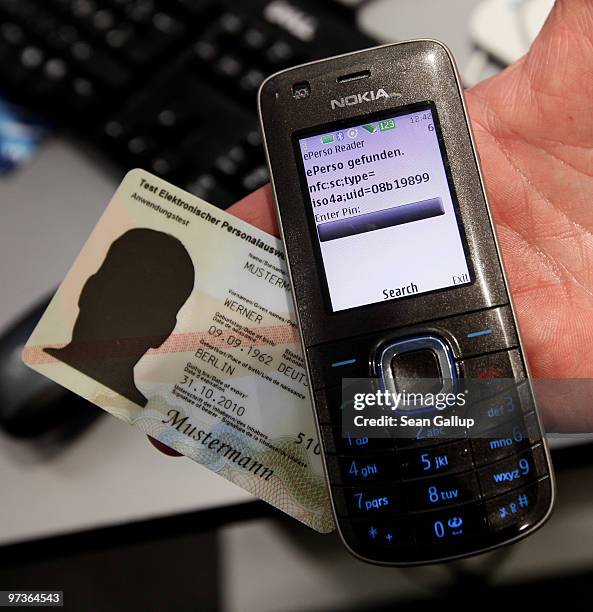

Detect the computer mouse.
[{"left": 0, "top": 296, "right": 100, "bottom": 438}]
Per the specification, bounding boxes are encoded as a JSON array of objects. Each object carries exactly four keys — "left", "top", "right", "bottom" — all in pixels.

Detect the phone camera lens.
[{"left": 292, "top": 82, "right": 311, "bottom": 99}]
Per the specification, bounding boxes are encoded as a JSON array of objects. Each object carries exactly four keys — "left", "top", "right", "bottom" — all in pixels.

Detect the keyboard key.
[
  {"left": 104, "top": 119, "right": 125, "bottom": 139},
  {"left": 399, "top": 439, "right": 473, "bottom": 479},
  {"left": 240, "top": 68, "right": 265, "bottom": 93},
  {"left": 171, "top": 0, "right": 210, "bottom": 13},
  {"left": 0, "top": 22, "right": 25, "bottom": 45},
  {"left": 478, "top": 445, "right": 547, "bottom": 498},
  {"left": 71, "top": 76, "right": 94, "bottom": 98},
  {"left": 215, "top": 155, "right": 239, "bottom": 177},
  {"left": 307, "top": 338, "right": 372, "bottom": 389},
  {"left": 460, "top": 349, "right": 525, "bottom": 388},
  {"left": 48, "top": 24, "right": 79, "bottom": 50},
  {"left": 184, "top": 173, "right": 235, "bottom": 208},
  {"left": 468, "top": 388, "right": 520, "bottom": 428},
  {"left": 242, "top": 27, "right": 267, "bottom": 50},
  {"left": 155, "top": 101, "right": 200, "bottom": 130},
  {"left": 485, "top": 477, "right": 552, "bottom": 532},
  {"left": 341, "top": 517, "right": 414, "bottom": 552},
  {"left": 71, "top": 0, "right": 96, "bottom": 19},
  {"left": 71, "top": 40, "right": 129, "bottom": 87},
  {"left": 471, "top": 412, "right": 541, "bottom": 466},
  {"left": 20, "top": 46, "right": 44, "bottom": 69},
  {"left": 152, "top": 12, "right": 180, "bottom": 34},
  {"left": 93, "top": 9, "right": 115, "bottom": 32},
  {"left": 194, "top": 39, "right": 218, "bottom": 61},
  {"left": 125, "top": 0, "right": 155, "bottom": 24},
  {"left": 125, "top": 17, "right": 184, "bottom": 64},
  {"left": 216, "top": 54, "right": 243, "bottom": 78},
  {"left": 72, "top": 40, "right": 92, "bottom": 61},
  {"left": 412, "top": 504, "right": 486, "bottom": 547},
  {"left": 127, "top": 134, "right": 154, "bottom": 156},
  {"left": 244, "top": 130, "right": 262, "bottom": 149},
  {"left": 241, "top": 165, "right": 269, "bottom": 192},
  {"left": 227, "top": 145, "right": 246, "bottom": 164},
  {"left": 44, "top": 57, "right": 68, "bottom": 80},
  {"left": 325, "top": 454, "right": 399, "bottom": 485},
  {"left": 395, "top": 431, "right": 463, "bottom": 450},
  {"left": 27, "top": 9, "right": 59, "bottom": 38},
  {"left": 320, "top": 425, "right": 395, "bottom": 454},
  {"left": 266, "top": 40, "right": 294, "bottom": 64},
  {"left": 219, "top": 12, "right": 243, "bottom": 35},
  {"left": 333, "top": 485, "right": 406, "bottom": 516},
  {"left": 105, "top": 24, "right": 134, "bottom": 49},
  {"left": 151, "top": 149, "right": 185, "bottom": 177},
  {"left": 406, "top": 471, "right": 480, "bottom": 511}
]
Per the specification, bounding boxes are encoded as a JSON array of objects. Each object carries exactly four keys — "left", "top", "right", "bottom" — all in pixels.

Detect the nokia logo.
[{"left": 330, "top": 89, "right": 391, "bottom": 109}]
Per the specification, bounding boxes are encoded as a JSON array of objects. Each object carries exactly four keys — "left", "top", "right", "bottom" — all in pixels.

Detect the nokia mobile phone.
[{"left": 258, "top": 40, "right": 554, "bottom": 565}]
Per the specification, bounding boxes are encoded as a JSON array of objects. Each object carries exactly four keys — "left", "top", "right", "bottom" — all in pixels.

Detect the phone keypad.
[{"left": 310, "top": 305, "right": 553, "bottom": 563}]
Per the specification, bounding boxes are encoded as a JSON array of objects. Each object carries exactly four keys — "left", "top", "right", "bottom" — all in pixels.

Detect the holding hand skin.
[{"left": 150, "top": 0, "right": 593, "bottom": 454}]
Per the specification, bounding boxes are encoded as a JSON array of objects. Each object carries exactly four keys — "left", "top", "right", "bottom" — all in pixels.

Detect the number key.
[
  {"left": 320, "top": 426, "right": 396, "bottom": 454},
  {"left": 412, "top": 504, "right": 486, "bottom": 547},
  {"left": 332, "top": 486, "right": 406, "bottom": 517},
  {"left": 406, "top": 472, "right": 480, "bottom": 511},
  {"left": 399, "top": 440, "right": 473, "bottom": 479},
  {"left": 478, "top": 445, "right": 547, "bottom": 498},
  {"left": 326, "top": 454, "right": 399, "bottom": 484}
]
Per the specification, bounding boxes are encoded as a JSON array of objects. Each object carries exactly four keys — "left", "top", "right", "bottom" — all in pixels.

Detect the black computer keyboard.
[{"left": 0, "top": 0, "right": 374, "bottom": 208}]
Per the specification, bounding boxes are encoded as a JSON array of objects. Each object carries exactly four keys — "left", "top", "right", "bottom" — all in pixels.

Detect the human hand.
[{"left": 150, "top": 0, "right": 593, "bottom": 455}]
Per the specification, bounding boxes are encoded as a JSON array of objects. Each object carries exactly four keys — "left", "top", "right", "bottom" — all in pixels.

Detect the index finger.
[{"left": 227, "top": 184, "right": 279, "bottom": 237}]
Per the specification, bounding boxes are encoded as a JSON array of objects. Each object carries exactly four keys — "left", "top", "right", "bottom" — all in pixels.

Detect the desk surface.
[{"left": 0, "top": 139, "right": 251, "bottom": 546}]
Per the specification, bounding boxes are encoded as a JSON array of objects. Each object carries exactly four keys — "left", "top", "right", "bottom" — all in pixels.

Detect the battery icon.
[
  {"left": 379, "top": 119, "right": 396, "bottom": 131},
  {"left": 362, "top": 124, "right": 377, "bottom": 133},
  {"left": 321, "top": 134, "right": 334, "bottom": 144}
]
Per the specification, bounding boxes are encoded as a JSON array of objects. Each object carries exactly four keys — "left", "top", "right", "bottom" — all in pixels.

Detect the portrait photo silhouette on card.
[{"left": 45, "top": 228, "right": 195, "bottom": 407}]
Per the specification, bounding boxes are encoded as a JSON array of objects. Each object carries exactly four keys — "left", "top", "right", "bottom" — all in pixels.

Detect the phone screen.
[{"left": 296, "top": 104, "right": 472, "bottom": 313}]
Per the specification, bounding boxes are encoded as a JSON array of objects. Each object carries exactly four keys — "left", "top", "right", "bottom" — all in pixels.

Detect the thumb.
[{"left": 523, "top": 0, "right": 593, "bottom": 91}]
